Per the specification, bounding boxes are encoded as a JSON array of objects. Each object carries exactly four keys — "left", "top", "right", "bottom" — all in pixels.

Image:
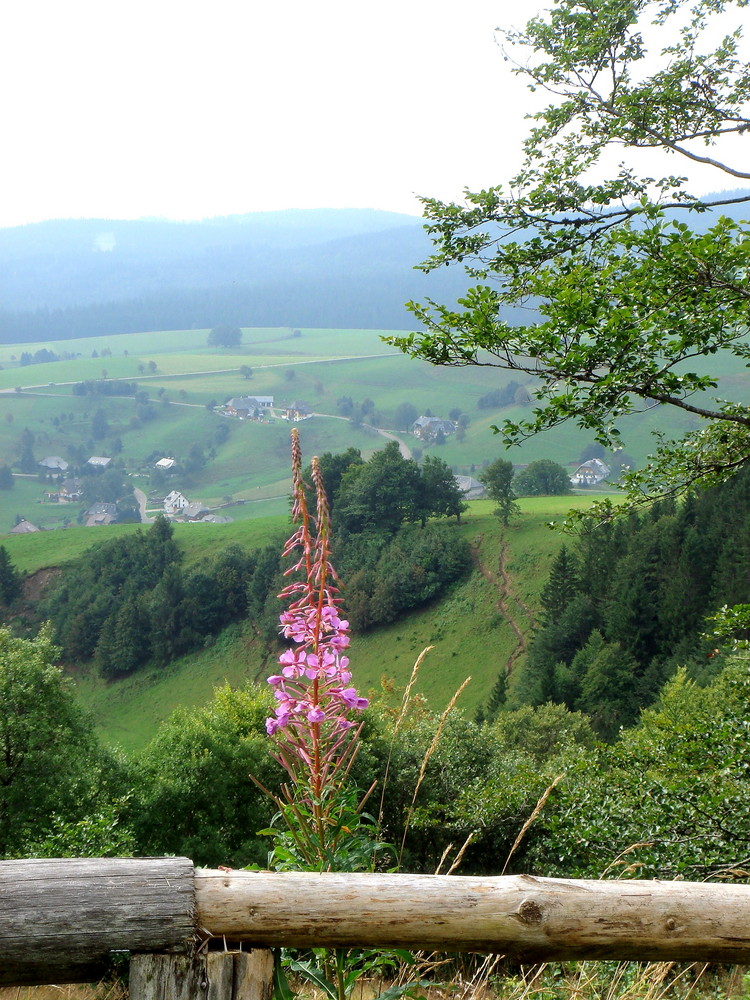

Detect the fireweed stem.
[{"left": 265, "top": 429, "right": 369, "bottom": 870}]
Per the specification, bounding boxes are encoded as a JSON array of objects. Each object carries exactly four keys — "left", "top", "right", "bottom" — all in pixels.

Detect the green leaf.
[
  {"left": 273, "top": 953, "right": 297, "bottom": 1000},
  {"left": 288, "top": 960, "right": 338, "bottom": 1000}
]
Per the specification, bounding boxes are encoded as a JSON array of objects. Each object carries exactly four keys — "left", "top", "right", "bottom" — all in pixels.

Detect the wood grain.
[
  {"left": 129, "top": 952, "right": 272, "bottom": 1000},
  {"left": 195, "top": 870, "right": 750, "bottom": 962},
  {"left": 0, "top": 857, "right": 194, "bottom": 986}
]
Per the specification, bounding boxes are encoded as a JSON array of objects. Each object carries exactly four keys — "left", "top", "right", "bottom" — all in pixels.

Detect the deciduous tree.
[
  {"left": 513, "top": 459, "right": 571, "bottom": 497},
  {"left": 478, "top": 457, "right": 520, "bottom": 525},
  {"left": 0, "top": 627, "right": 115, "bottom": 857},
  {"left": 207, "top": 325, "right": 242, "bottom": 348},
  {"left": 389, "top": 0, "right": 750, "bottom": 513},
  {"left": 420, "top": 454, "right": 467, "bottom": 524}
]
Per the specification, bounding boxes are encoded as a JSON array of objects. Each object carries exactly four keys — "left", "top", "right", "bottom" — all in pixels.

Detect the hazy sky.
[
  {"left": 0, "top": 1, "right": 742, "bottom": 230},
  {"left": 0, "top": 0, "right": 531, "bottom": 228}
]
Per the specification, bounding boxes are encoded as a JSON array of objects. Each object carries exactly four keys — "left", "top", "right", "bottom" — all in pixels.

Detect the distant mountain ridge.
[
  {"left": 2, "top": 195, "right": 747, "bottom": 344},
  {"left": 0, "top": 209, "right": 475, "bottom": 342}
]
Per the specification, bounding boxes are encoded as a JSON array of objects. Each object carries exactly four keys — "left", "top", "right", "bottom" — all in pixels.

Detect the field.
[
  {"left": 0, "top": 322, "right": 722, "bottom": 749},
  {"left": 36, "top": 495, "right": 597, "bottom": 753},
  {"left": 2, "top": 324, "right": 743, "bottom": 534}
]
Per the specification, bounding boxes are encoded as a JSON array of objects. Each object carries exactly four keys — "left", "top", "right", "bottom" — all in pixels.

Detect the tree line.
[
  {"left": 3, "top": 620, "right": 749, "bottom": 893},
  {"left": 510, "top": 469, "right": 750, "bottom": 738},
  {"left": 24, "top": 444, "right": 471, "bottom": 679}
]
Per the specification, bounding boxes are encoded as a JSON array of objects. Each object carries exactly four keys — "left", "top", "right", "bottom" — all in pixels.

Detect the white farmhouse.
[
  {"left": 570, "top": 458, "right": 610, "bottom": 486},
  {"left": 164, "top": 490, "right": 190, "bottom": 515}
]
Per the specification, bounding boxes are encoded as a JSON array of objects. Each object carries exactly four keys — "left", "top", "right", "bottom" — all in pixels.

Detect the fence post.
[
  {"left": 0, "top": 856, "right": 194, "bottom": 987},
  {"left": 129, "top": 950, "right": 274, "bottom": 1000}
]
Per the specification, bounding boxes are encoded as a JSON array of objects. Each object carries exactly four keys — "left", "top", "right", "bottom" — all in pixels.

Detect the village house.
[
  {"left": 570, "top": 458, "right": 611, "bottom": 486},
  {"left": 163, "top": 490, "right": 190, "bottom": 515},
  {"left": 223, "top": 396, "right": 273, "bottom": 418},
  {"left": 154, "top": 457, "right": 176, "bottom": 470},
  {"left": 59, "top": 478, "right": 83, "bottom": 502},
  {"left": 281, "top": 401, "right": 312, "bottom": 422},
  {"left": 87, "top": 456, "right": 111, "bottom": 469},
  {"left": 454, "top": 475, "right": 486, "bottom": 500},
  {"left": 412, "top": 416, "right": 456, "bottom": 442},
  {"left": 85, "top": 502, "right": 117, "bottom": 527},
  {"left": 9, "top": 519, "right": 40, "bottom": 534},
  {"left": 38, "top": 456, "right": 69, "bottom": 472},
  {"left": 181, "top": 502, "right": 210, "bottom": 521}
]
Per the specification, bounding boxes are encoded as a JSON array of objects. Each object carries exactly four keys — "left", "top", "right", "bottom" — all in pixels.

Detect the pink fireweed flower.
[{"left": 264, "top": 430, "right": 368, "bottom": 797}]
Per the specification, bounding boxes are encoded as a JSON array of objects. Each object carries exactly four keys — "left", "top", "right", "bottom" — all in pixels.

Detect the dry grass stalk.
[
  {"left": 399, "top": 675, "right": 472, "bottom": 865},
  {"left": 446, "top": 832, "right": 475, "bottom": 875},
  {"left": 599, "top": 841, "right": 655, "bottom": 880},
  {"left": 377, "top": 646, "right": 433, "bottom": 827},
  {"left": 500, "top": 774, "right": 563, "bottom": 875},
  {"left": 394, "top": 646, "right": 434, "bottom": 736}
]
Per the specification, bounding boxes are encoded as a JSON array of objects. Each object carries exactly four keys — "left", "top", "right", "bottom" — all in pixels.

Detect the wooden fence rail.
[{"left": 2, "top": 858, "right": 750, "bottom": 988}]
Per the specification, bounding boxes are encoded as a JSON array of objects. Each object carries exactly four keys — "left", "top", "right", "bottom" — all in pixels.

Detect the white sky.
[
  {"left": 0, "top": 0, "right": 532, "bottom": 228},
  {"left": 0, "top": 0, "right": 744, "bottom": 231}
]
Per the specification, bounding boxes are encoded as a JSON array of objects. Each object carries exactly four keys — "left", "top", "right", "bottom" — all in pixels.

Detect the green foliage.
[
  {"left": 0, "top": 625, "right": 126, "bottom": 858},
  {"left": 390, "top": 0, "right": 750, "bottom": 511},
  {"left": 394, "top": 401, "right": 418, "bottom": 430},
  {"left": 330, "top": 443, "right": 467, "bottom": 536},
  {"left": 478, "top": 457, "right": 520, "bottom": 525},
  {"left": 538, "top": 545, "right": 579, "bottom": 628},
  {"left": 207, "top": 325, "right": 242, "bottom": 348},
  {"left": 22, "top": 799, "right": 136, "bottom": 859},
  {"left": 342, "top": 523, "right": 471, "bottom": 631},
  {"left": 91, "top": 407, "right": 109, "bottom": 440},
  {"left": 132, "top": 683, "right": 280, "bottom": 867},
  {"left": 40, "top": 515, "right": 274, "bottom": 678},
  {"left": 419, "top": 455, "right": 467, "bottom": 524},
  {"left": 532, "top": 656, "right": 750, "bottom": 880},
  {"left": 0, "top": 545, "right": 21, "bottom": 606},
  {"left": 520, "top": 470, "right": 750, "bottom": 721},
  {"left": 43, "top": 515, "right": 182, "bottom": 664},
  {"left": 81, "top": 466, "right": 128, "bottom": 505},
  {"left": 334, "top": 442, "right": 423, "bottom": 535},
  {"left": 363, "top": 700, "right": 594, "bottom": 875},
  {"left": 260, "top": 783, "right": 391, "bottom": 874},
  {"left": 513, "top": 460, "right": 572, "bottom": 498},
  {"left": 304, "top": 448, "right": 364, "bottom": 516},
  {"left": 573, "top": 631, "right": 641, "bottom": 741}
]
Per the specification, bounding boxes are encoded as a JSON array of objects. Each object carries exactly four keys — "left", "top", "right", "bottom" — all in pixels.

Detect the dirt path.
[
  {"left": 471, "top": 532, "right": 534, "bottom": 678},
  {"left": 3, "top": 352, "right": 402, "bottom": 393},
  {"left": 133, "top": 487, "right": 153, "bottom": 524},
  {"left": 310, "top": 410, "right": 412, "bottom": 458}
]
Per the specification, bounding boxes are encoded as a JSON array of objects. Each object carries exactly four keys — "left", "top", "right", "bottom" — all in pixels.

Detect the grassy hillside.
[
  {"left": 1, "top": 325, "right": 744, "bottom": 535},
  {"left": 51, "top": 496, "right": 597, "bottom": 753}
]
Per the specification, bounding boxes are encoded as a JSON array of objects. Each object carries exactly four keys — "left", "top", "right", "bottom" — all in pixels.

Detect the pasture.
[
  {"left": 60, "top": 496, "right": 599, "bottom": 752},
  {"left": 1, "top": 323, "right": 736, "bottom": 536}
]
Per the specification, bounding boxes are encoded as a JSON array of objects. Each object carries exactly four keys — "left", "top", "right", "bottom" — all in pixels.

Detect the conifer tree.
[
  {"left": 0, "top": 546, "right": 21, "bottom": 607},
  {"left": 575, "top": 631, "right": 640, "bottom": 741},
  {"left": 538, "top": 545, "right": 579, "bottom": 628}
]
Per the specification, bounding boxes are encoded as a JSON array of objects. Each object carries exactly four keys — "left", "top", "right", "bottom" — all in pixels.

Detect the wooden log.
[
  {"left": 129, "top": 951, "right": 273, "bottom": 1000},
  {"left": 195, "top": 870, "right": 750, "bottom": 963},
  {"left": 0, "top": 857, "right": 194, "bottom": 986}
]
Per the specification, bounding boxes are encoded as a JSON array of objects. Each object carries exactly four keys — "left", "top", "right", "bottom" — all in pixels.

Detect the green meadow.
[
  {"left": 52, "top": 496, "right": 597, "bottom": 753},
  {"left": 3, "top": 324, "right": 739, "bottom": 537}
]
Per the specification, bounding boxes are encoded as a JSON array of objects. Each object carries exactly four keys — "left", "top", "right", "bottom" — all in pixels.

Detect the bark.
[
  {"left": 0, "top": 857, "right": 194, "bottom": 986},
  {"left": 195, "top": 870, "right": 750, "bottom": 963},
  {"left": 129, "top": 951, "right": 273, "bottom": 1000}
]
